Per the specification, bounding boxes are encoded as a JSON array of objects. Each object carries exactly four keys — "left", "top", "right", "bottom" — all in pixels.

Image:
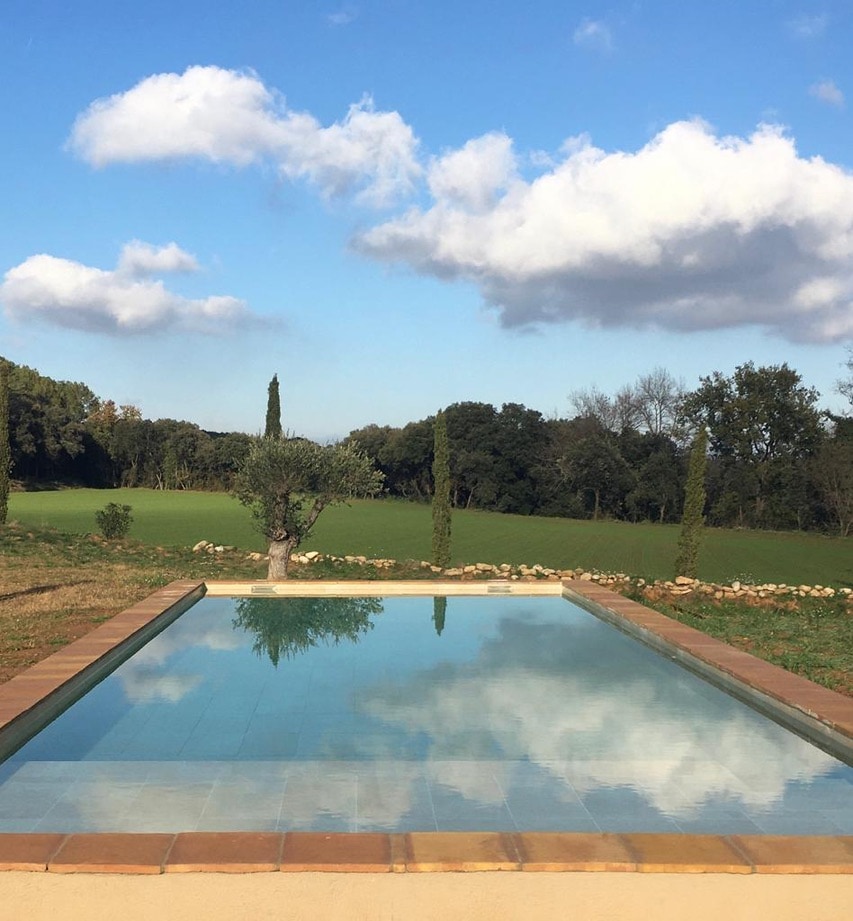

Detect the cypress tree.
[
  {"left": 431, "top": 409, "right": 452, "bottom": 568},
  {"left": 265, "top": 374, "right": 282, "bottom": 439},
  {"left": 674, "top": 426, "right": 708, "bottom": 578},
  {"left": 432, "top": 596, "right": 447, "bottom": 636},
  {"left": 0, "top": 360, "right": 10, "bottom": 525}
]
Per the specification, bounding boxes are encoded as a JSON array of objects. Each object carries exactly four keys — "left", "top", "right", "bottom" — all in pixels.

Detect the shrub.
[{"left": 95, "top": 503, "right": 133, "bottom": 539}]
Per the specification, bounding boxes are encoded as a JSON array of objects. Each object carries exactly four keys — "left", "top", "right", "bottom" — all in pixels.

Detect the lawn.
[{"left": 8, "top": 488, "right": 853, "bottom": 587}]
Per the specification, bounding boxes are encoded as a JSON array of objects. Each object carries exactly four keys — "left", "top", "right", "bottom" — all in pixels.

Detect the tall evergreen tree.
[
  {"left": 432, "top": 596, "right": 447, "bottom": 636},
  {"left": 431, "top": 410, "right": 452, "bottom": 568},
  {"left": 674, "top": 426, "right": 708, "bottom": 578},
  {"left": 265, "top": 374, "right": 282, "bottom": 439},
  {"left": 0, "top": 360, "right": 9, "bottom": 524}
]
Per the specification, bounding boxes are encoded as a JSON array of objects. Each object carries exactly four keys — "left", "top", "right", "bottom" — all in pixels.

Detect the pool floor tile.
[
  {"left": 671, "top": 811, "right": 765, "bottom": 836},
  {"left": 355, "top": 773, "right": 437, "bottom": 831},
  {"left": 505, "top": 803, "right": 600, "bottom": 833},
  {"left": 429, "top": 794, "right": 516, "bottom": 832}
]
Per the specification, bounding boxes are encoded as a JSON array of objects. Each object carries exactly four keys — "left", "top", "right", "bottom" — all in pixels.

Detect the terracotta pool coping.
[
  {"left": 564, "top": 580, "right": 853, "bottom": 755},
  {"left": 1, "top": 830, "right": 852, "bottom": 874},
  {"left": 0, "top": 578, "right": 851, "bottom": 876}
]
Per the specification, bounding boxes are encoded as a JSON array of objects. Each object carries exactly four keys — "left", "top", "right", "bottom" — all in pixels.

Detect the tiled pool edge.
[
  {"left": 563, "top": 580, "right": 853, "bottom": 758},
  {"left": 1, "top": 830, "right": 852, "bottom": 874},
  {"left": 0, "top": 580, "right": 205, "bottom": 757},
  {"left": 0, "top": 578, "right": 850, "bottom": 876}
]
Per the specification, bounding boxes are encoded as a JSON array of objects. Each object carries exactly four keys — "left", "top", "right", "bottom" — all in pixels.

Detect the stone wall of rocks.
[{"left": 190, "top": 540, "right": 852, "bottom": 604}]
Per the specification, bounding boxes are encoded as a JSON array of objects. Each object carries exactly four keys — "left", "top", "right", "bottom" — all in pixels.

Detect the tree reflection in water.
[
  {"left": 232, "top": 596, "right": 383, "bottom": 667},
  {"left": 432, "top": 596, "right": 446, "bottom": 636}
]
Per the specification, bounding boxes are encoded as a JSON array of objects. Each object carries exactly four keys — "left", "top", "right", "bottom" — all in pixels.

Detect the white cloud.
[
  {"left": 117, "top": 240, "right": 200, "bottom": 276},
  {"left": 68, "top": 65, "right": 421, "bottom": 205},
  {"left": 427, "top": 132, "right": 517, "bottom": 211},
  {"left": 1, "top": 242, "right": 251, "bottom": 335},
  {"left": 326, "top": 6, "right": 358, "bottom": 27},
  {"left": 356, "top": 119, "right": 853, "bottom": 343},
  {"left": 276, "top": 97, "right": 422, "bottom": 205},
  {"left": 66, "top": 73, "right": 853, "bottom": 345},
  {"left": 810, "top": 79, "right": 845, "bottom": 108},
  {"left": 573, "top": 18, "right": 613, "bottom": 52},
  {"left": 787, "top": 13, "right": 828, "bottom": 39}
]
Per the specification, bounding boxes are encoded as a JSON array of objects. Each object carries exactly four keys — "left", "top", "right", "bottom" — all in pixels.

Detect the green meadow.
[{"left": 8, "top": 488, "right": 852, "bottom": 587}]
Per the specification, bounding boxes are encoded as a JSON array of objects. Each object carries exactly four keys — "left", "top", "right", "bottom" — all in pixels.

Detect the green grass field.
[{"left": 8, "top": 488, "right": 852, "bottom": 587}]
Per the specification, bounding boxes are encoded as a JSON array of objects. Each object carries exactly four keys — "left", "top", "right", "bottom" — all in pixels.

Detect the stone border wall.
[{"left": 190, "top": 541, "right": 852, "bottom": 605}]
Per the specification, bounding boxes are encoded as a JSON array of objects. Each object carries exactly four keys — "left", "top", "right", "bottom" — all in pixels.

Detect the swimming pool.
[{"left": 1, "top": 584, "right": 851, "bottom": 836}]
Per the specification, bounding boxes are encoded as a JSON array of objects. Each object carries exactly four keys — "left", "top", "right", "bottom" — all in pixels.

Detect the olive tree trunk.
[{"left": 267, "top": 537, "right": 298, "bottom": 579}]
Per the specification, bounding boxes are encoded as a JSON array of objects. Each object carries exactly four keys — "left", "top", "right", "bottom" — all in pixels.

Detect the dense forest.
[
  {"left": 2, "top": 356, "right": 852, "bottom": 537},
  {"left": 2, "top": 360, "right": 252, "bottom": 492}
]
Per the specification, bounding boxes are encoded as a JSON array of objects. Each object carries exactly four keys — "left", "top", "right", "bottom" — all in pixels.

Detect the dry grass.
[
  {"left": 0, "top": 564, "right": 151, "bottom": 681},
  {"left": 0, "top": 522, "right": 265, "bottom": 682}
]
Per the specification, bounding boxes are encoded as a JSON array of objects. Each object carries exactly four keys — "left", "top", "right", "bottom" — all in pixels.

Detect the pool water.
[{"left": 0, "top": 594, "right": 851, "bottom": 834}]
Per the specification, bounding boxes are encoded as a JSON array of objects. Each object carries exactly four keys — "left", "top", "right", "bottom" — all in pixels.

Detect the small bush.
[{"left": 95, "top": 503, "right": 133, "bottom": 540}]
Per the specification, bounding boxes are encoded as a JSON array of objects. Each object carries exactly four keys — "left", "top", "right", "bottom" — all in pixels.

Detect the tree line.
[
  {"left": 2, "top": 359, "right": 252, "bottom": 491},
  {"left": 2, "top": 355, "right": 852, "bottom": 537},
  {"left": 346, "top": 363, "right": 853, "bottom": 536}
]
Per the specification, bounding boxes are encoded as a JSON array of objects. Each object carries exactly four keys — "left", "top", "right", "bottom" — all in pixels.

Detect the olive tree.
[{"left": 234, "top": 436, "right": 383, "bottom": 579}]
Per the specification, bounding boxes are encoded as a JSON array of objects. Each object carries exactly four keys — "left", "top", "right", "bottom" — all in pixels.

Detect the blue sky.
[{"left": 1, "top": 1, "right": 851, "bottom": 440}]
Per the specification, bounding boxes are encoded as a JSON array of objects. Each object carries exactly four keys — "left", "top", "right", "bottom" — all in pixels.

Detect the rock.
[
  {"left": 579, "top": 572, "right": 593, "bottom": 581},
  {"left": 192, "top": 540, "right": 209, "bottom": 552},
  {"left": 731, "top": 581, "right": 741, "bottom": 592},
  {"left": 303, "top": 551, "right": 320, "bottom": 561},
  {"left": 674, "top": 576, "right": 695, "bottom": 586}
]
